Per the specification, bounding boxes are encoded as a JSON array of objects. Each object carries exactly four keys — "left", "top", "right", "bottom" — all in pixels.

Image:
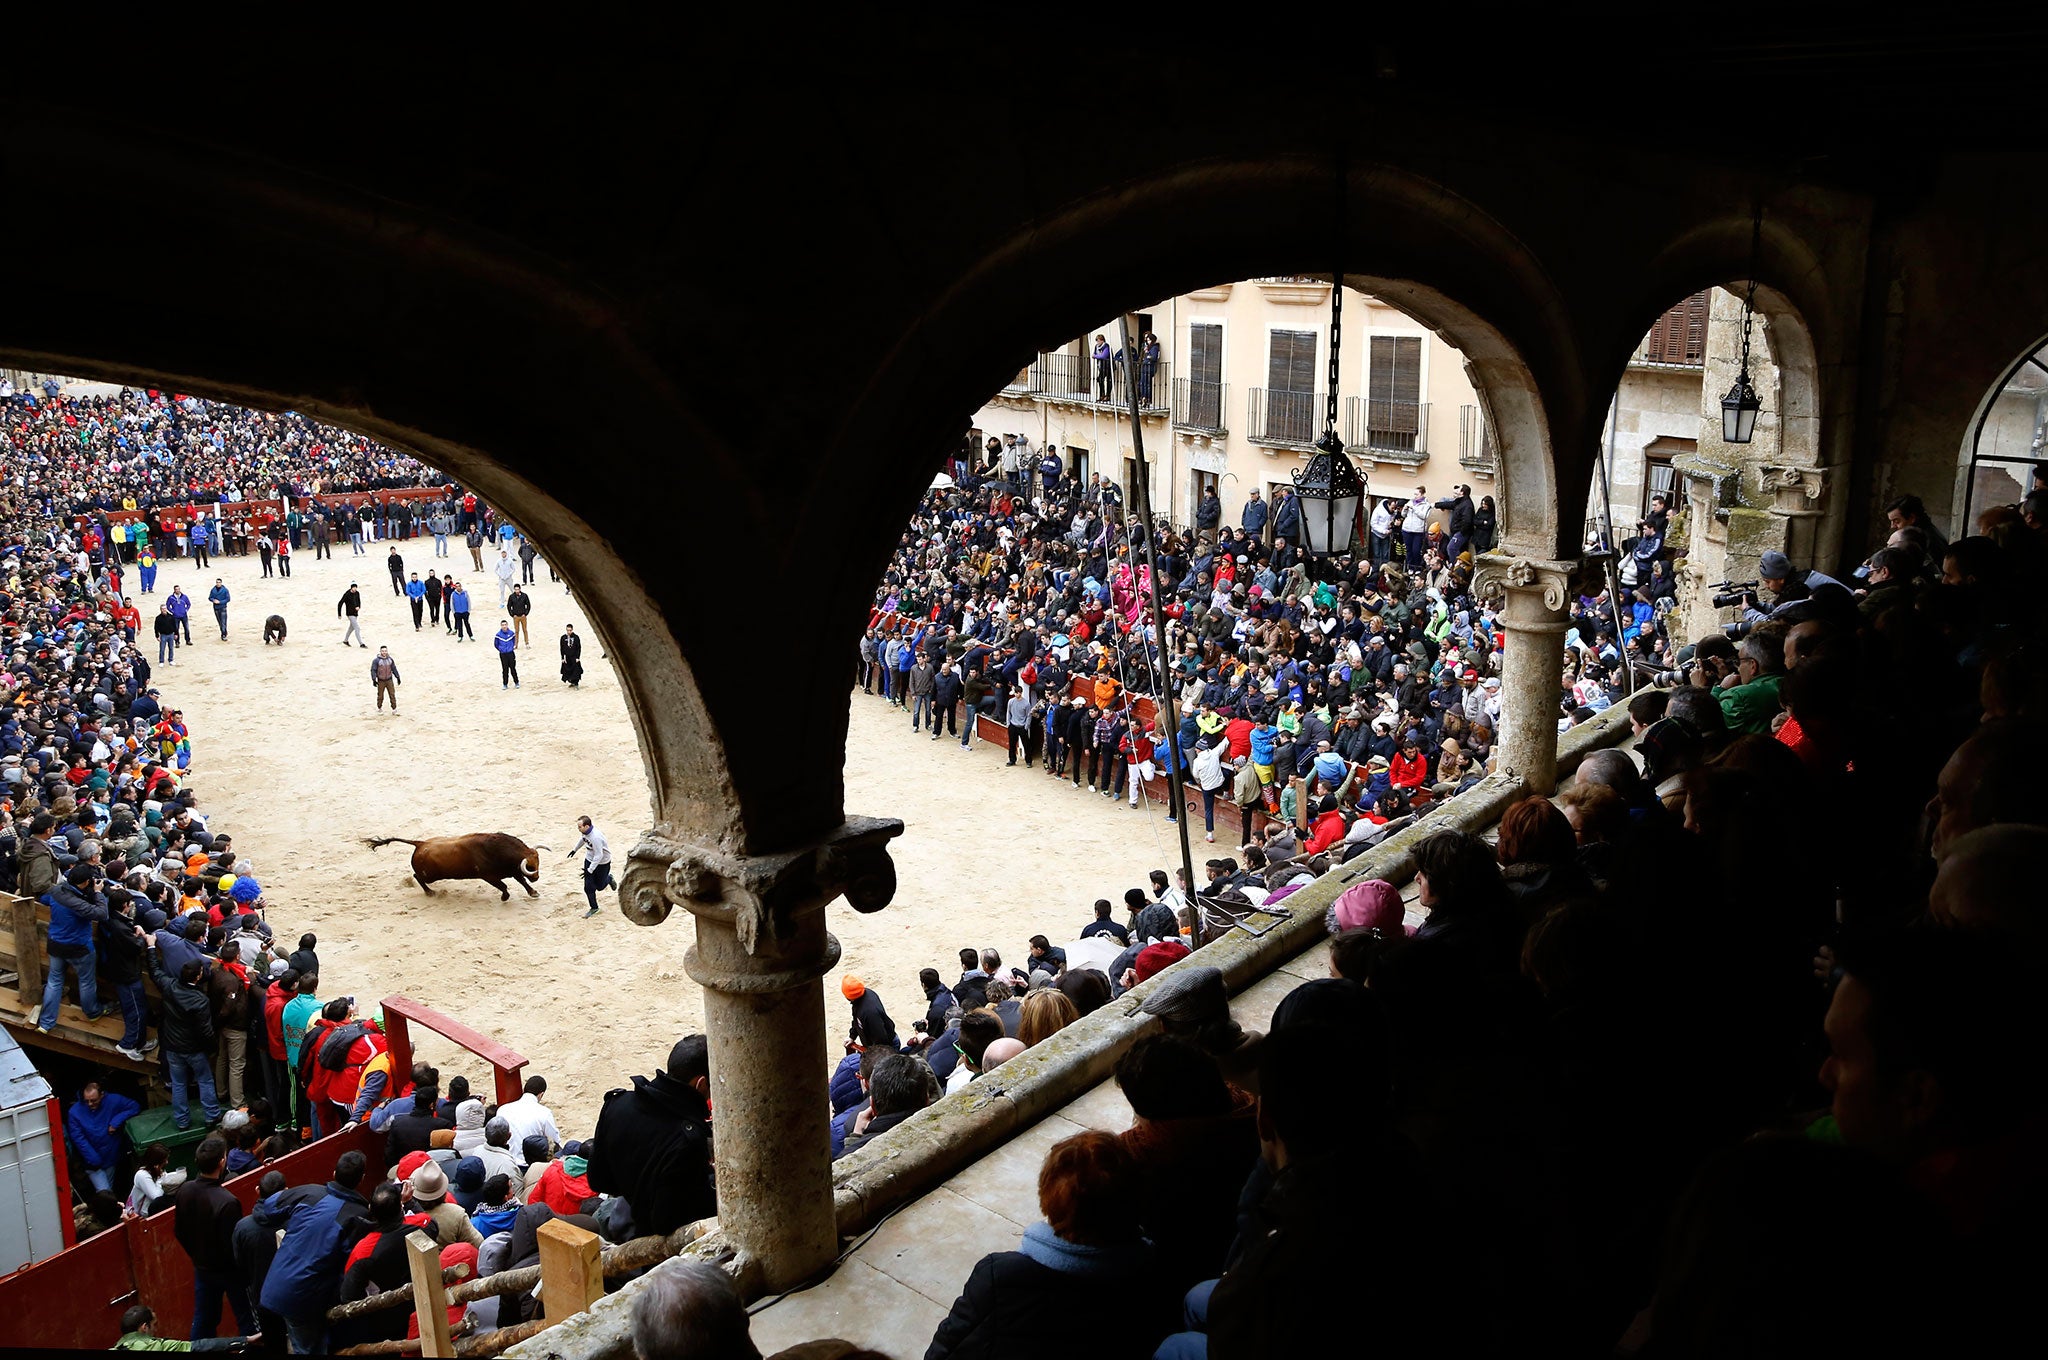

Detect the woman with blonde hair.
[{"left": 1018, "top": 988, "right": 1080, "bottom": 1048}]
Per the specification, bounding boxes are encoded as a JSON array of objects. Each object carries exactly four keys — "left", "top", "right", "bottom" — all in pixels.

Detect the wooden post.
[
  {"left": 537, "top": 1218, "right": 603, "bottom": 1326},
  {"left": 382, "top": 1009, "right": 412, "bottom": 1103},
  {"left": 10, "top": 895, "right": 41, "bottom": 1006},
  {"left": 1292, "top": 776, "right": 1309, "bottom": 830},
  {"left": 407, "top": 1229, "right": 454, "bottom": 1359}
]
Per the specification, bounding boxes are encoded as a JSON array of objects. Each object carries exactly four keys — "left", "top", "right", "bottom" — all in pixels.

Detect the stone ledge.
[{"left": 510, "top": 703, "right": 1635, "bottom": 1358}]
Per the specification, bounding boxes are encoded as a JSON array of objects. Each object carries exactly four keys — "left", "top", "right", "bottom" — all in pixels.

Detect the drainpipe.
[{"left": 1603, "top": 392, "right": 1620, "bottom": 548}]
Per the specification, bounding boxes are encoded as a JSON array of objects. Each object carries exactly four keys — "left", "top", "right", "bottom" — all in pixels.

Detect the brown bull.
[{"left": 363, "top": 833, "right": 549, "bottom": 901}]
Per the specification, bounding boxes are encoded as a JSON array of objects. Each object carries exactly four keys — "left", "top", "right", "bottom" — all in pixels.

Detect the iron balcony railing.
[
  {"left": 1172, "top": 377, "right": 1229, "bottom": 434},
  {"left": 1343, "top": 396, "right": 1429, "bottom": 456},
  {"left": 1033, "top": 351, "right": 1170, "bottom": 412},
  {"left": 1004, "top": 359, "right": 1045, "bottom": 394},
  {"left": 1248, "top": 387, "right": 1324, "bottom": 446},
  {"left": 1458, "top": 403, "right": 1497, "bottom": 471}
]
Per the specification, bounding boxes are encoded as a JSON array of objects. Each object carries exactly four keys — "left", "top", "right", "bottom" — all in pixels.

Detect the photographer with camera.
[
  {"left": 1748, "top": 550, "right": 1846, "bottom": 621},
  {"left": 1713, "top": 622, "right": 1788, "bottom": 735}
]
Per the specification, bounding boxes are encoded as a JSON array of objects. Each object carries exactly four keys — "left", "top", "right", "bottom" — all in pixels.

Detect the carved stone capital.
[
  {"left": 1759, "top": 463, "right": 1832, "bottom": 517},
  {"left": 1473, "top": 552, "right": 1579, "bottom": 615},
  {"left": 618, "top": 815, "right": 905, "bottom": 957}
]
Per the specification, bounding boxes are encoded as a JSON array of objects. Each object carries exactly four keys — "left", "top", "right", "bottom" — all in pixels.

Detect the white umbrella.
[
  {"left": 929, "top": 472, "right": 956, "bottom": 489},
  {"left": 1062, "top": 935, "right": 1124, "bottom": 976}
]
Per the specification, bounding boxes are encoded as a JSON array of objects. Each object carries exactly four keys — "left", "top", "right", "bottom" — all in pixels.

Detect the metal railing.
[
  {"left": 1458, "top": 403, "right": 1497, "bottom": 471},
  {"left": 1033, "top": 351, "right": 1168, "bottom": 411},
  {"left": 1344, "top": 396, "right": 1429, "bottom": 456},
  {"left": 1037, "top": 351, "right": 1097, "bottom": 402},
  {"left": 1003, "top": 360, "right": 1045, "bottom": 394},
  {"left": 1172, "top": 377, "right": 1229, "bottom": 434},
  {"left": 1248, "top": 387, "right": 1323, "bottom": 446}
]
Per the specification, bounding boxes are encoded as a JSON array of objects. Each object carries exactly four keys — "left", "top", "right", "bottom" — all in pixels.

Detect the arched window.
[{"left": 1961, "top": 338, "right": 2048, "bottom": 529}]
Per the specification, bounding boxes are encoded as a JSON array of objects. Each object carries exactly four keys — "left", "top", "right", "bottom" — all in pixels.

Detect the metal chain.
[
  {"left": 1737, "top": 202, "right": 1762, "bottom": 376},
  {"left": 1326, "top": 266, "right": 1343, "bottom": 436}
]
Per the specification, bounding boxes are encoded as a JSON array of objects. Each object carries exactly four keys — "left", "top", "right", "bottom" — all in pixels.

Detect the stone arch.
[
  {"left": 1956, "top": 333, "right": 2048, "bottom": 529},
  {"left": 1615, "top": 200, "right": 1864, "bottom": 574},
  {"left": 0, "top": 347, "right": 742, "bottom": 854},
  {"left": 803, "top": 155, "right": 1587, "bottom": 610}
]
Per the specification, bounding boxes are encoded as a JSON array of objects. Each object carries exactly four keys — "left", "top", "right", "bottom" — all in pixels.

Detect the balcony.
[
  {"left": 1172, "top": 377, "right": 1229, "bottom": 435},
  {"left": 1255, "top": 277, "right": 1331, "bottom": 306},
  {"left": 1458, "top": 402, "right": 1498, "bottom": 477},
  {"left": 1002, "top": 359, "right": 1045, "bottom": 395},
  {"left": 1343, "top": 396, "right": 1430, "bottom": 463},
  {"left": 1034, "top": 351, "right": 1169, "bottom": 413},
  {"left": 1248, "top": 387, "right": 1324, "bottom": 447}
]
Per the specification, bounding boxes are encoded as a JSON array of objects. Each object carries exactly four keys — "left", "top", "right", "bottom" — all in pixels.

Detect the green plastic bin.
[{"left": 122, "top": 1104, "right": 212, "bottom": 1177}]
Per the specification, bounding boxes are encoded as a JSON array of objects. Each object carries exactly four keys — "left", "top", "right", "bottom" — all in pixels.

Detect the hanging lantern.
[
  {"left": 1293, "top": 428, "right": 1366, "bottom": 556},
  {"left": 1292, "top": 256, "right": 1367, "bottom": 557},
  {"left": 1723, "top": 204, "right": 1765, "bottom": 445},
  {"left": 1721, "top": 371, "right": 1759, "bottom": 444}
]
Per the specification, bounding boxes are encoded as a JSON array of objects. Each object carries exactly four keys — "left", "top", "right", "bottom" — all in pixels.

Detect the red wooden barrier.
[
  {"left": 0, "top": 1122, "right": 386, "bottom": 1350},
  {"left": 75, "top": 485, "right": 455, "bottom": 529},
  {"left": 381, "top": 994, "right": 529, "bottom": 1108}
]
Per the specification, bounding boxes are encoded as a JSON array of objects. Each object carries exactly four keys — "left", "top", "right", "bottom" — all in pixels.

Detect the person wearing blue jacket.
[
  {"left": 188, "top": 515, "right": 211, "bottom": 569},
  {"left": 894, "top": 633, "right": 915, "bottom": 707},
  {"left": 879, "top": 635, "right": 901, "bottom": 703},
  {"left": 38, "top": 866, "right": 109, "bottom": 1033},
  {"left": 258, "top": 1149, "right": 372, "bottom": 1356},
  {"left": 494, "top": 621, "right": 520, "bottom": 688},
  {"left": 206, "top": 579, "right": 230, "bottom": 640},
  {"left": 65, "top": 1080, "right": 140, "bottom": 1193},
  {"left": 448, "top": 583, "right": 473, "bottom": 640},
  {"left": 167, "top": 584, "right": 193, "bottom": 644},
  {"left": 404, "top": 573, "right": 426, "bottom": 630},
  {"left": 1240, "top": 489, "right": 1270, "bottom": 539}
]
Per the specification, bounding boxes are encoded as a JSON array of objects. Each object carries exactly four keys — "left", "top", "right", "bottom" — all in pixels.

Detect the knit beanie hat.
[{"left": 1331, "top": 879, "right": 1408, "bottom": 935}]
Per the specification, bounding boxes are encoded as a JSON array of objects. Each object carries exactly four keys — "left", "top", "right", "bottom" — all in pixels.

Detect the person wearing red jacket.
[
  {"left": 529, "top": 1142, "right": 595, "bottom": 1214},
  {"left": 1222, "top": 717, "right": 1254, "bottom": 762},
  {"left": 1303, "top": 796, "right": 1351, "bottom": 856},
  {"left": 1120, "top": 726, "right": 1158, "bottom": 809},
  {"left": 304, "top": 1003, "right": 389, "bottom": 1135},
  {"left": 1389, "top": 738, "right": 1430, "bottom": 794},
  {"left": 264, "top": 968, "right": 296, "bottom": 1116}
]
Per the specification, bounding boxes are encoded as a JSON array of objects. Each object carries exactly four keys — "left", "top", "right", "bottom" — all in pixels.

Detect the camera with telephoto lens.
[
  {"left": 1710, "top": 579, "right": 1759, "bottom": 610},
  {"left": 1631, "top": 655, "right": 1696, "bottom": 689}
]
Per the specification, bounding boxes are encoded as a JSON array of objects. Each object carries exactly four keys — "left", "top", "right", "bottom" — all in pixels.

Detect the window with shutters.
[
  {"left": 1187, "top": 323, "right": 1223, "bottom": 430},
  {"left": 1264, "top": 329, "right": 1317, "bottom": 443},
  {"left": 1641, "top": 290, "right": 1710, "bottom": 365},
  {"left": 1366, "top": 335, "right": 1423, "bottom": 450}
]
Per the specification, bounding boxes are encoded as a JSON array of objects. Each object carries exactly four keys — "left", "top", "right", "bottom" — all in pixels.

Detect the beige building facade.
[
  {"left": 964, "top": 279, "right": 1846, "bottom": 647},
  {"left": 967, "top": 278, "right": 1497, "bottom": 531}
]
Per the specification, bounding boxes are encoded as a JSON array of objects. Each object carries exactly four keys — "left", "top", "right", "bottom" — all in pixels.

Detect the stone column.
[
  {"left": 1759, "top": 463, "right": 1836, "bottom": 572},
  {"left": 617, "top": 816, "right": 903, "bottom": 1293},
  {"left": 1475, "top": 552, "right": 1577, "bottom": 795}
]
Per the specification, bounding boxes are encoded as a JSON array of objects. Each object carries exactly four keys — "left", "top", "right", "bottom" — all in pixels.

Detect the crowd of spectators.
[
  {"left": 27, "top": 378, "right": 2048, "bottom": 1354},
  {"left": 0, "top": 387, "right": 696, "bottom": 1352},
  {"left": 811, "top": 457, "right": 2048, "bottom": 1356}
]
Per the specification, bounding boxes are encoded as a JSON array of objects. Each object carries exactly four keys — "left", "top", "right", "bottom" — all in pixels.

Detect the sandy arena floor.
[{"left": 158, "top": 543, "right": 1178, "bottom": 1125}]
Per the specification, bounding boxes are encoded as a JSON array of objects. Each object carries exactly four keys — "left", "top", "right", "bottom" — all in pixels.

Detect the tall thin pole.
[{"left": 1118, "top": 316, "right": 1202, "bottom": 938}]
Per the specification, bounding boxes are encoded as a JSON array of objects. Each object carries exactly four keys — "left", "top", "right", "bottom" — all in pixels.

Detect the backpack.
[{"left": 318, "top": 1020, "right": 371, "bottom": 1071}]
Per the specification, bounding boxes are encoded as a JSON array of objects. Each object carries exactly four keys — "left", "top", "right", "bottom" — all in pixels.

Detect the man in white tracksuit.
[{"left": 494, "top": 549, "right": 518, "bottom": 607}]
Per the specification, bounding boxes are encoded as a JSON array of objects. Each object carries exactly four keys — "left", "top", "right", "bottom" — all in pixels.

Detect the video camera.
[{"left": 1710, "top": 579, "right": 1759, "bottom": 610}]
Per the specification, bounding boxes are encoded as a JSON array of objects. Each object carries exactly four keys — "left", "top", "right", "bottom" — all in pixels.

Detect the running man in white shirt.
[{"left": 567, "top": 816, "right": 613, "bottom": 919}]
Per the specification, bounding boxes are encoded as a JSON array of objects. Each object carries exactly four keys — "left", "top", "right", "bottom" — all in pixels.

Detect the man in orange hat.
[{"left": 842, "top": 975, "right": 899, "bottom": 1054}]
